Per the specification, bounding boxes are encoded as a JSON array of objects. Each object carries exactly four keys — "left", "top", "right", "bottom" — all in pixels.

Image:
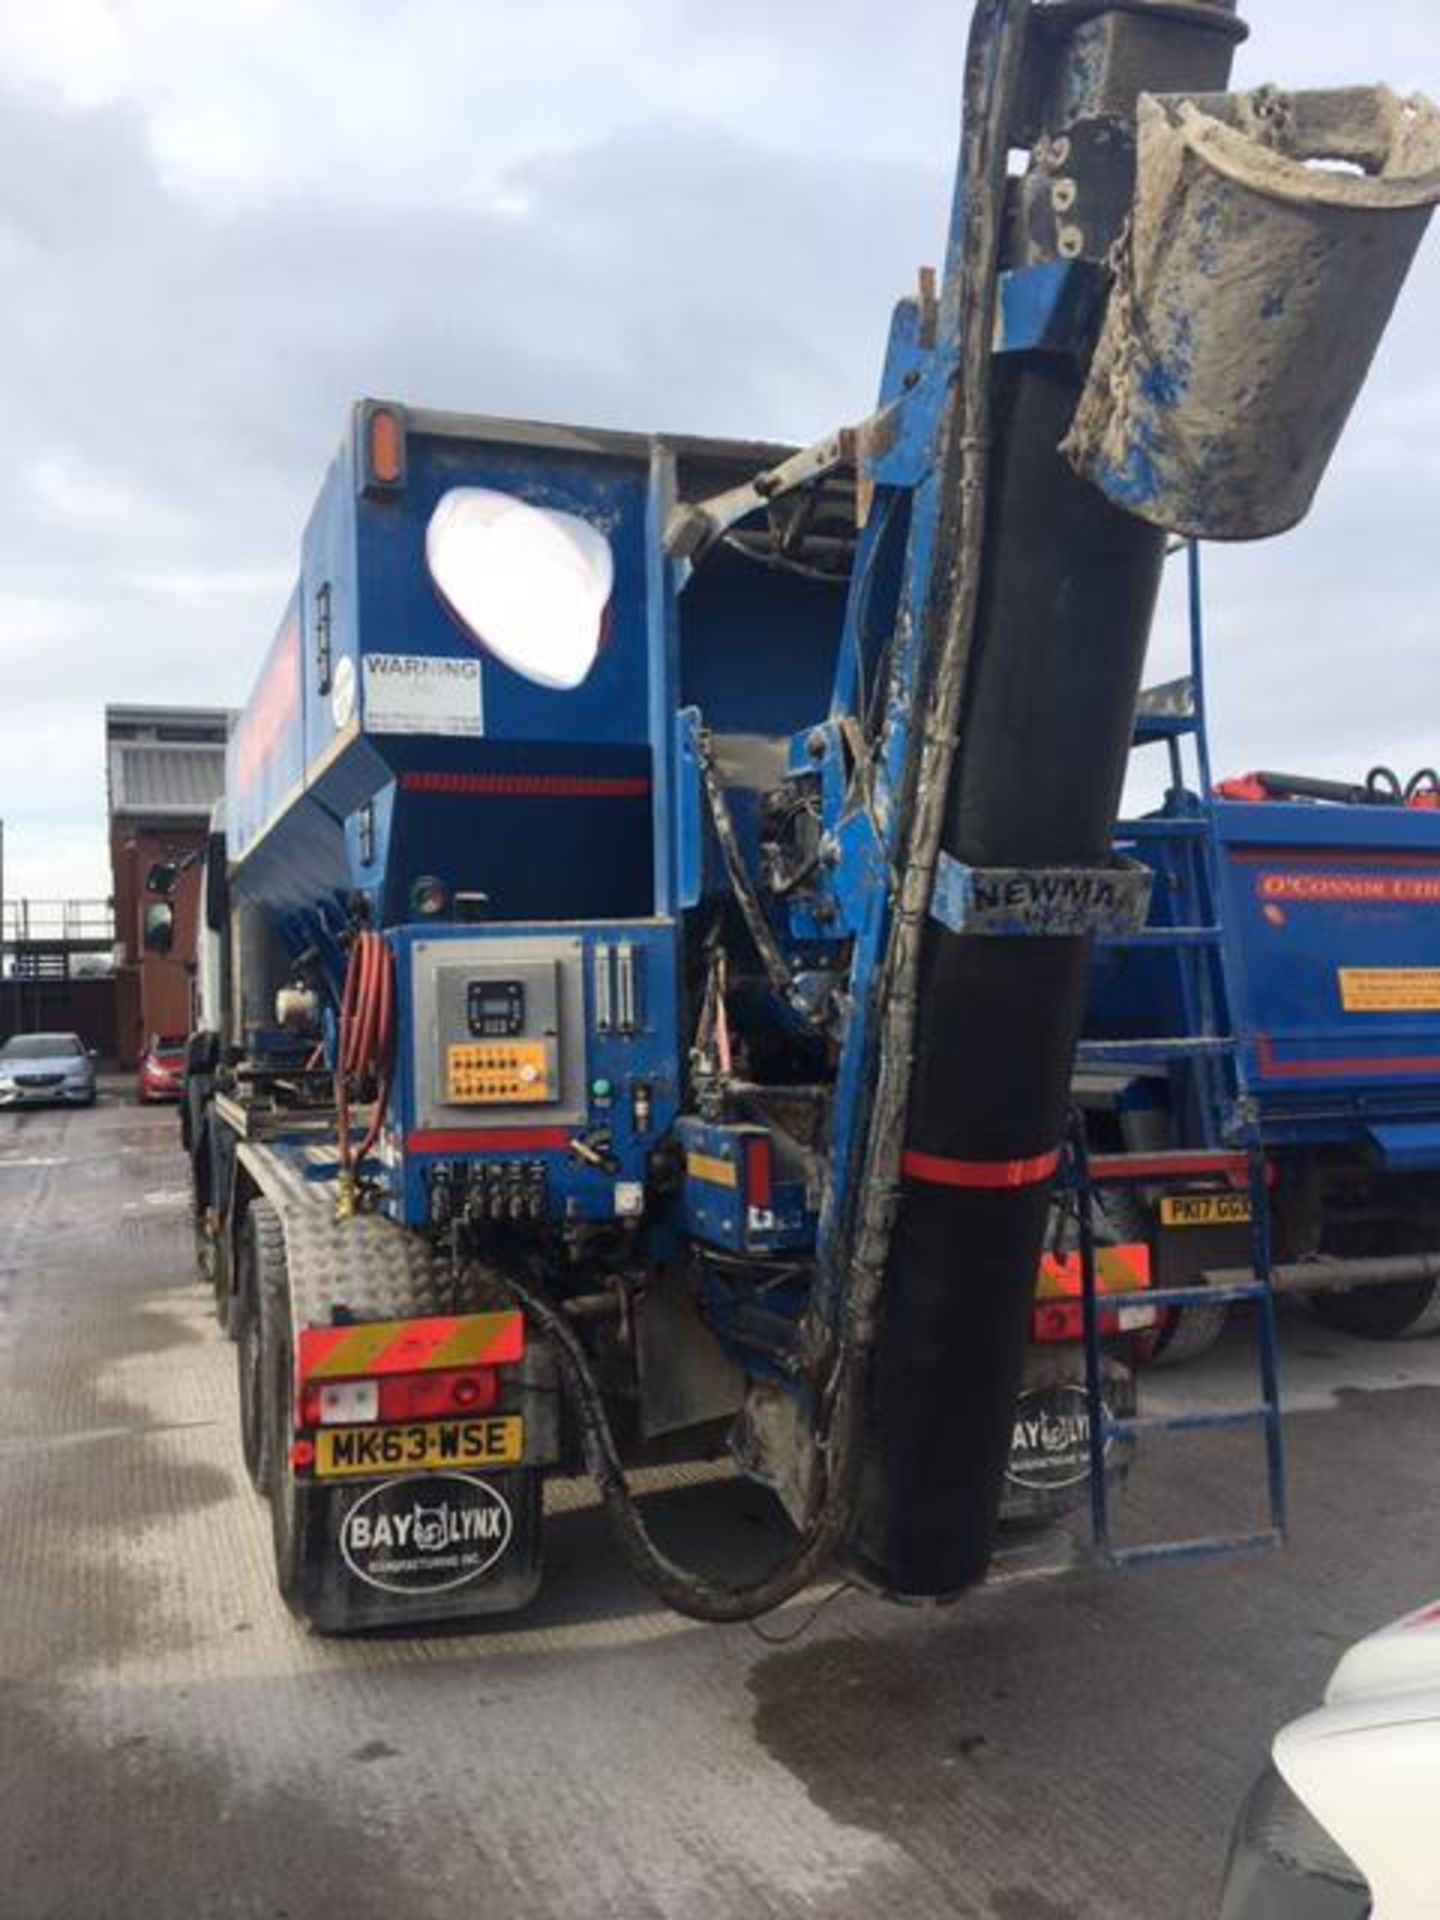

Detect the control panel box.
[{"left": 411, "top": 937, "right": 586, "bottom": 1129}]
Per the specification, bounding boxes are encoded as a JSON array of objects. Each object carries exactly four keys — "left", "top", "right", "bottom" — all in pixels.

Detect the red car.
[{"left": 137, "top": 1034, "right": 187, "bottom": 1104}]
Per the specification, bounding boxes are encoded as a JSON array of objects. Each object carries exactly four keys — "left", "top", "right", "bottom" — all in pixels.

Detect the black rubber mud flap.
[
  {"left": 262, "top": 1282, "right": 544, "bottom": 1632},
  {"left": 272, "top": 1467, "right": 544, "bottom": 1635}
]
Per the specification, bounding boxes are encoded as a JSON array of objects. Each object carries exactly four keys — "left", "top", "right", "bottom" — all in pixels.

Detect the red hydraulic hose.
[{"left": 335, "top": 930, "right": 395, "bottom": 1182}]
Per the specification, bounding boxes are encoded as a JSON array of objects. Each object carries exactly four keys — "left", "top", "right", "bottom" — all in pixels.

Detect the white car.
[
  {"left": 1219, "top": 1599, "right": 1440, "bottom": 1917},
  {"left": 0, "top": 1032, "right": 98, "bottom": 1107}
]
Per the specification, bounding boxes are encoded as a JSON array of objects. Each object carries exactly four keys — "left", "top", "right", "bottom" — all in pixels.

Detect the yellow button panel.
[{"left": 446, "top": 1040, "right": 552, "bottom": 1105}]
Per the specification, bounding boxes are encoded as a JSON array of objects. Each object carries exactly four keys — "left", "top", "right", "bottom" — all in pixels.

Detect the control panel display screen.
[{"left": 467, "top": 979, "right": 525, "bottom": 1038}]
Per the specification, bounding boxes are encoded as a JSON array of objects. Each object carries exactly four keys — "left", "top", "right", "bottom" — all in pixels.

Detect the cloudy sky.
[{"left": 1, "top": 0, "right": 1437, "bottom": 905}]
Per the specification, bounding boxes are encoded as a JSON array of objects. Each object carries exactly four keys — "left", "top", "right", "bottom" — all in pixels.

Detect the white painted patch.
[{"left": 330, "top": 652, "right": 356, "bottom": 729}]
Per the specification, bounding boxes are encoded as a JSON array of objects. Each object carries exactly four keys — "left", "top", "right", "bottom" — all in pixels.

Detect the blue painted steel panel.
[
  {"left": 675, "top": 1116, "right": 813, "bottom": 1255},
  {"left": 385, "top": 918, "right": 680, "bottom": 1232},
  {"left": 1367, "top": 1121, "right": 1440, "bottom": 1172},
  {"left": 1212, "top": 802, "right": 1440, "bottom": 1104},
  {"left": 231, "top": 405, "right": 662, "bottom": 925}
]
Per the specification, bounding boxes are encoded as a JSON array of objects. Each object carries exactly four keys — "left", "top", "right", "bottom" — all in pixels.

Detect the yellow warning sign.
[{"left": 1338, "top": 968, "right": 1440, "bottom": 1013}]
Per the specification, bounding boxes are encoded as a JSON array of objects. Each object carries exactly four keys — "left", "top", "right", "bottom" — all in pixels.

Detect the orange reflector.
[
  {"left": 368, "top": 406, "right": 403, "bottom": 484},
  {"left": 298, "top": 1310, "right": 523, "bottom": 1382},
  {"left": 1032, "top": 1245, "right": 1155, "bottom": 1344},
  {"left": 1036, "top": 1244, "right": 1150, "bottom": 1300}
]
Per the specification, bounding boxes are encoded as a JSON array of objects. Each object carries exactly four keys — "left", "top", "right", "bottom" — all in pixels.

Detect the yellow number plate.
[
  {"left": 314, "top": 1416, "right": 524, "bottom": 1479},
  {"left": 1159, "top": 1193, "right": 1252, "bottom": 1229}
]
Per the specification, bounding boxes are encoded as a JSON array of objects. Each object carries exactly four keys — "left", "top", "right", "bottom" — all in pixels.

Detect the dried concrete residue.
[{"left": 1064, "top": 85, "right": 1440, "bottom": 541}]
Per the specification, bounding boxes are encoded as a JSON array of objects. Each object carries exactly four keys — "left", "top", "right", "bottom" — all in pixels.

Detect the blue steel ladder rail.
[
  {"left": 1083, "top": 542, "right": 1235, "bottom": 1144},
  {"left": 1070, "top": 1128, "right": 1287, "bottom": 1567},
  {"left": 1068, "top": 544, "right": 1286, "bottom": 1567}
]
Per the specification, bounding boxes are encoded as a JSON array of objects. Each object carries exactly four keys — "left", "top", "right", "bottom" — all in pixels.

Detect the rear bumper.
[{"left": 139, "top": 1074, "right": 183, "bottom": 1101}]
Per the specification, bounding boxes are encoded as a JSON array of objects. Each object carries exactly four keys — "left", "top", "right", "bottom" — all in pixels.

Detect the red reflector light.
[
  {"left": 745, "top": 1136, "right": 773, "bottom": 1212},
  {"left": 1034, "top": 1302, "right": 1083, "bottom": 1343},
  {"left": 377, "top": 1368, "right": 500, "bottom": 1420},
  {"left": 291, "top": 1437, "right": 316, "bottom": 1469}
]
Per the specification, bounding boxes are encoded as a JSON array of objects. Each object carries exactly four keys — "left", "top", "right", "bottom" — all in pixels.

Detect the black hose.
[
  {"left": 695, "top": 730, "right": 806, "bottom": 1017},
  {"left": 496, "top": 1265, "right": 861, "bottom": 1622}
]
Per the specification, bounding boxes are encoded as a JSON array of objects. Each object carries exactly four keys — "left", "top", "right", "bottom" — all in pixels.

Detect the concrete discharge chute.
[{"left": 1067, "top": 84, "right": 1440, "bottom": 538}]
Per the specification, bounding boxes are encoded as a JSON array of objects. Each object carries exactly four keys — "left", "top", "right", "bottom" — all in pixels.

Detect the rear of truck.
[
  {"left": 188, "top": 388, "right": 1164, "bottom": 1627},
  {"left": 198, "top": 405, "right": 695, "bottom": 1628},
  {"left": 1217, "top": 793, "right": 1440, "bottom": 1335},
  {"left": 1088, "top": 784, "right": 1440, "bottom": 1348}
]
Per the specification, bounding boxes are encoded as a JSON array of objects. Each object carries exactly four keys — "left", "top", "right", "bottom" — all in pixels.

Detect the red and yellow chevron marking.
[
  {"left": 297, "top": 1310, "right": 523, "bottom": 1382},
  {"left": 1036, "top": 1245, "right": 1150, "bottom": 1300}
]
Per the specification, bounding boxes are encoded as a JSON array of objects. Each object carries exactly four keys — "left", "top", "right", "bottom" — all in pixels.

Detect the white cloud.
[{"left": 0, "top": 0, "right": 1437, "bottom": 905}]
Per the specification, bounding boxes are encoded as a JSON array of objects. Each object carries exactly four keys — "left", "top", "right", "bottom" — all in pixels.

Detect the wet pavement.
[{"left": 3, "top": 1087, "right": 1439, "bottom": 1919}]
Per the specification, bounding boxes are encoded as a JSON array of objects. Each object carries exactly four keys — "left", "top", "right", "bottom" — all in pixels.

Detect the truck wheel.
[
  {"left": 236, "top": 1201, "right": 285, "bottom": 1494},
  {"left": 265, "top": 1297, "right": 307, "bottom": 1612},
  {"left": 1310, "top": 1278, "right": 1440, "bottom": 1341},
  {"left": 1097, "top": 1185, "right": 1230, "bottom": 1367},
  {"left": 1151, "top": 1296, "right": 1230, "bottom": 1366},
  {"left": 210, "top": 1232, "right": 237, "bottom": 1337}
]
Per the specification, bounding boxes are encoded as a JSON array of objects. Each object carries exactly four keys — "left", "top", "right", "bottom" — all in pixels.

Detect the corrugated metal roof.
[{"left": 108, "top": 740, "right": 226, "bottom": 819}]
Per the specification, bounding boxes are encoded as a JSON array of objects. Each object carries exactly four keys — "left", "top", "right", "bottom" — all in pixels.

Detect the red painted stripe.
[
  {"left": 1255, "top": 1035, "right": 1440, "bottom": 1081},
  {"left": 406, "top": 1128, "right": 573, "bottom": 1154},
  {"left": 399, "top": 771, "right": 650, "bottom": 799},
  {"left": 901, "top": 1146, "right": 1060, "bottom": 1191},
  {"left": 745, "top": 1137, "right": 773, "bottom": 1211},
  {"left": 1089, "top": 1151, "right": 1253, "bottom": 1184}
]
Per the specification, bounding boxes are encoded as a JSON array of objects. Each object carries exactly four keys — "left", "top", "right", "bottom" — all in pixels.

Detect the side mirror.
[
  {"left": 146, "top": 861, "right": 180, "bottom": 897},
  {"left": 204, "top": 832, "right": 229, "bottom": 934},
  {"left": 143, "top": 901, "right": 175, "bottom": 955}
]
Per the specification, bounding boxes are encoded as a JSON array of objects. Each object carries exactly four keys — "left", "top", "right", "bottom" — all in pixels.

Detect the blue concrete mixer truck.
[{"left": 171, "top": 0, "right": 1440, "bottom": 1629}]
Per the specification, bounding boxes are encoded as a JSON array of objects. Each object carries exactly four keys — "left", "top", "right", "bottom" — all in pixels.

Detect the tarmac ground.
[{"left": 3, "top": 1083, "right": 1438, "bottom": 1919}]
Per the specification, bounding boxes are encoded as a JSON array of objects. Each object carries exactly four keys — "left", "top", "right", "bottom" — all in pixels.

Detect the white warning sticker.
[{"left": 362, "top": 653, "right": 483, "bottom": 737}]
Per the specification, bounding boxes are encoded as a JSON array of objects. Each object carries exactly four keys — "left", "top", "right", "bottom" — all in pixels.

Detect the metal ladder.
[
  {"left": 1069, "top": 545, "right": 1286, "bottom": 1567},
  {"left": 1070, "top": 1130, "right": 1286, "bottom": 1567}
]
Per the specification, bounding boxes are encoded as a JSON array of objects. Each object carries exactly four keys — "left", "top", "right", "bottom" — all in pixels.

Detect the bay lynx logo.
[
  {"left": 412, "top": 1501, "right": 451, "bottom": 1554},
  {"left": 340, "top": 1474, "right": 513, "bottom": 1594}
]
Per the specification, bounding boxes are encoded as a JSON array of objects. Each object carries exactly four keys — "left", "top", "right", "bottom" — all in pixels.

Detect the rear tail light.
[
  {"left": 1032, "top": 1244, "right": 1156, "bottom": 1344},
  {"left": 298, "top": 1365, "right": 500, "bottom": 1428},
  {"left": 313, "top": 1380, "right": 380, "bottom": 1425}
]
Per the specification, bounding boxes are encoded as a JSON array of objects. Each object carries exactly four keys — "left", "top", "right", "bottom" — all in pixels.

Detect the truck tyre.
[
  {"left": 1097, "top": 1185, "right": 1231, "bottom": 1368},
  {"left": 1152, "top": 1295, "right": 1230, "bottom": 1366},
  {"left": 1309, "top": 1277, "right": 1440, "bottom": 1341},
  {"left": 265, "top": 1294, "right": 307, "bottom": 1614},
  {"left": 236, "top": 1200, "right": 285, "bottom": 1494}
]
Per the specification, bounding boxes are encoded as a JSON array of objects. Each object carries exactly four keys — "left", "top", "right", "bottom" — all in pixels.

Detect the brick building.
[{"left": 106, "top": 705, "right": 229, "bottom": 1069}]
